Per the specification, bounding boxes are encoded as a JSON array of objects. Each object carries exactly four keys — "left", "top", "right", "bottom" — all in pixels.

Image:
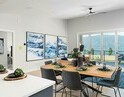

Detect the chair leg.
[
  {"left": 61, "top": 88, "right": 67, "bottom": 97},
  {"left": 86, "top": 87, "right": 89, "bottom": 97},
  {"left": 61, "top": 88, "right": 65, "bottom": 97},
  {"left": 117, "top": 88, "right": 121, "bottom": 97},
  {"left": 96, "top": 85, "right": 100, "bottom": 97},
  {"left": 100, "top": 86, "right": 103, "bottom": 92},
  {"left": 81, "top": 90, "right": 89, "bottom": 97},
  {"left": 55, "top": 85, "right": 56, "bottom": 97},
  {"left": 113, "top": 88, "right": 117, "bottom": 97},
  {"left": 80, "top": 91, "right": 82, "bottom": 97},
  {"left": 70, "top": 89, "right": 72, "bottom": 97},
  {"left": 92, "top": 77, "right": 94, "bottom": 88}
]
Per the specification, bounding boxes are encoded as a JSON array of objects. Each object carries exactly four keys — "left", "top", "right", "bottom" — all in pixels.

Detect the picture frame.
[
  {"left": 0, "top": 38, "right": 4, "bottom": 54},
  {"left": 45, "top": 34, "right": 57, "bottom": 59},
  {"left": 26, "top": 32, "right": 44, "bottom": 61},
  {"left": 57, "top": 36, "right": 67, "bottom": 57}
]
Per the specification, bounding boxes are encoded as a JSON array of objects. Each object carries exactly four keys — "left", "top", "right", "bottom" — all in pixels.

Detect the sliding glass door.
[
  {"left": 82, "top": 35, "right": 90, "bottom": 56},
  {"left": 91, "top": 34, "right": 101, "bottom": 60},
  {"left": 81, "top": 32, "right": 124, "bottom": 67},
  {"left": 103, "top": 32, "right": 115, "bottom": 66},
  {"left": 81, "top": 32, "right": 124, "bottom": 68},
  {"left": 118, "top": 32, "right": 124, "bottom": 67}
]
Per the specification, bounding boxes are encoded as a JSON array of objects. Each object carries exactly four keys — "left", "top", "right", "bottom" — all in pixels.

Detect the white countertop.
[{"left": 0, "top": 70, "right": 55, "bottom": 97}]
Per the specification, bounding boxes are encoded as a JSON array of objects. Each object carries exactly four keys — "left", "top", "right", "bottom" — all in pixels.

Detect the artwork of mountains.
[
  {"left": 26, "top": 32, "right": 44, "bottom": 61},
  {"left": 45, "top": 35, "right": 57, "bottom": 59},
  {"left": 58, "top": 36, "right": 67, "bottom": 57}
]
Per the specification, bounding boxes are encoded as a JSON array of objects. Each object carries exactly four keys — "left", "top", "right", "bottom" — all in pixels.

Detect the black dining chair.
[
  {"left": 45, "top": 60, "right": 53, "bottom": 65},
  {"left": 61, "top": 70, "right": 89, "bottom": 97},
  {"left": 96, "top": 67, "right": 122, "bottom": 97},
  {"left": 44, "top": 60, "right": 62, "bottom": 76},
  {"left": 40, "top": 67, "right": 64, "bottom": 97}
]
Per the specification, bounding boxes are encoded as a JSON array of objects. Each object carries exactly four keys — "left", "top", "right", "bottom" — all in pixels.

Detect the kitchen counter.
[{"left": 0, "top": 70, "right": 55, "bottom": 97}]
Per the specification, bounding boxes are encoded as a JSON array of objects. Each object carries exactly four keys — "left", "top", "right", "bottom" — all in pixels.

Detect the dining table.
[{"left": 42, "top": 60, "right": 117, "bottom": 79}]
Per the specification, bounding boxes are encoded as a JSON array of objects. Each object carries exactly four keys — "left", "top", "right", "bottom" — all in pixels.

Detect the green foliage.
[
  {"left": 0, "top": 64, "right": 4, "bottom": 69},
  {"left": 14, "top": 68, "right": 24, "bottom": 77},
  {"left": 108, "top": 48, "right": 113, "bottom": 55},
  {"left": 0, "top": 64, "right": 5, "bottom": 71},
  {"left": 71, "top": 52, "right": 78, "bottom": 58},
  {"left": 94, "top": 56, "right": 101, "bottom": 61},
  {"left": 91, "top": 48, "right": 94, "bottom": 55},
  {"left": 69, "top": 48, "right": 81, "bottom": 58},
  {"left": 87, "top": 50, "right": 91, "bottom": 54},
  {"left": 83, "top": 49, "right": 87, "bottom": 54}
]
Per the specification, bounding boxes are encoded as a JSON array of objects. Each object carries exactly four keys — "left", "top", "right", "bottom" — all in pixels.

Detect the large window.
[
  {"left": 118, "top": 32, "right": 124, "bottom": 54},
  {"left": 103, "top": 32, "right": 115, "bottom": 62},
  {"left": 91, "top": 34, "right": 101, "bottom": 60},
  {"left": 82, "top": 35, "right": 90, "bottom": 55},
  {"left": 118, "top": 32, "right": 124, "bottom": 66},
  {"left": 81, "top": 32, "right": 124, "bottom": 67}
]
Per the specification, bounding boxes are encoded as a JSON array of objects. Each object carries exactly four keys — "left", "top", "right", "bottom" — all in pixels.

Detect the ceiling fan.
[
  {"left": 88, "top": 8, "right": 95, "bottom": 14},
  {"left": 84, "top": 7, "right": 106, "bottom": 16}
]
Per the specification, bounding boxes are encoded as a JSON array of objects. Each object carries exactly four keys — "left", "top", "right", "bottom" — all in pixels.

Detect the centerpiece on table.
[
  {"left": 76, "top": 66, "right": 87, "bottom": 71},
  {"left": 68, "top": 48, "right": 84, "bottom": 67},
  {"left": 4, "top": 68, "right": 27, "bottom": 81},
  {"left": 97, "top": 62, "right": 112, "bottom": 71},
  {"left": 52, "top": 60, "right": 66, "bottom": 68},
  {"left": 0, "top": 64, "right": 8, "bottom": 74}
]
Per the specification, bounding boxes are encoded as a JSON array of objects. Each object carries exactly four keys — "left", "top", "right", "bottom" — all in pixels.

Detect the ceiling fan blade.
[
  {"left": 98, "top": 12, "right": 107, "bottom": 14},
  {"left": 83, "top": 11, "right": 107, "bottom": 17},
  {"left": 83, "top": 12, "right": 96, "bottom": 17}
]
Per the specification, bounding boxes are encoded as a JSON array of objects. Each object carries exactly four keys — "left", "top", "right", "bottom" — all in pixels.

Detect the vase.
[
  {"left": 77, "top": 57, "right": 83, "bottom": 67},
  {"left": 72, "top": 58, "right": 78, "bottom": 67}
]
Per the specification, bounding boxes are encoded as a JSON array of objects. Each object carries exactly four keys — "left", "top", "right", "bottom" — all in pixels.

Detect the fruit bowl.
[
  {"left": 0, "top": 64, "right": 8, "bottom": 74},
  {"left": 4, "top": 68, "right": 27, "bottom": 81}
]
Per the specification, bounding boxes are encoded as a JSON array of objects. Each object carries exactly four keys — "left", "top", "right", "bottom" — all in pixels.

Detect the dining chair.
[
  {"left": 83, "top": 61, "right": 97, "bottom": 87},
  {"left": 61, "top": 57, "right": 68, "bottom": 60},
  {"left": 45, "top": 60, "right": 53, "bottom": 65},
  {"left": 61, "top": 70, "right": 89, "bottom": 97},
  {"left": 40, "top": 67, "right": 64, "bottom": 97},
  {"left": 44, "top": 60, "right": 62, "bottom": 76},
  {"left": 96, "top": 67, "right": 122, "bottom": 97}
]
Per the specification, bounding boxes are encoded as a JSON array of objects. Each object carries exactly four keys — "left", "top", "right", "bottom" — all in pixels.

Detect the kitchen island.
[{"left": 0, "top": 71, "right": 55, "bottom": 97}]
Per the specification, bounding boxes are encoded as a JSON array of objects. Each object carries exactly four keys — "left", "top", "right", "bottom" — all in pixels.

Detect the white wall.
[
  {"left": 0, "top": 31, "right": 7, "bottom": 67},
  {"left": 67, "top": 9, "right": 124, "bottom": 52},
  {"left": 0, "top": 13, "right": 67, "bottom": 72}
]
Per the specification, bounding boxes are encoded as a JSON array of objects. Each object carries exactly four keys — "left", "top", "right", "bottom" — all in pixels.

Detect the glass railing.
[{"left": 84, "top": 49, "right": 124, "bottom": 67}]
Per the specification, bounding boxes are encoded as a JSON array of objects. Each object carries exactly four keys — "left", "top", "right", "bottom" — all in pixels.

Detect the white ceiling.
[{"left": 0, "top": 0, "right": 124, "bottom": 19}]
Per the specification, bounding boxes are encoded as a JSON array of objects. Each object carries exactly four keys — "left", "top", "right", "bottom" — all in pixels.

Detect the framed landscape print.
[
  {"left": 57, "top": 36, "right": 67, "bottom": 57},
  {"left": 45, "top": 34, "right": 57, "bottom": 59},
  {"left": 26, "top": 32, "right": 44, "bottom": 61},
  {"left": 0, "top": 38, "right": 4, "bottom": 54}
]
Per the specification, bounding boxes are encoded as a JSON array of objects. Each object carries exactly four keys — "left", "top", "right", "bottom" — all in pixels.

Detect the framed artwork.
[
  {"left": 45, "top": 34, "right": 57, "bottom": 59},
  {"left": 26, "top": 32, "right": 44, "bottom": 61},
  {"left": 57, "top": 36, "right": 67, "bottom": 57},
  {"left": 0, "top": 38, "right": 4, "bottom": 54}
]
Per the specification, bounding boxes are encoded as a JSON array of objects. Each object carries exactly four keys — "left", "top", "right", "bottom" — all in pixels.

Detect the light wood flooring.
[{"left": 27, "top": 70, "right": 124, "bottom": 97}]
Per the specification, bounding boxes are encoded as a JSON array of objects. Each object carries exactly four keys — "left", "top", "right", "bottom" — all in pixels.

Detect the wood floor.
[{"left": 27, "top": 70, "right": 124, "bottom": 97}]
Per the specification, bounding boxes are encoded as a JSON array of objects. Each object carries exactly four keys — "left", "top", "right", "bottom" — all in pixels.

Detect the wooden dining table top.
[{"left": 42, "top": 60, "right": 117, "bottom": 78}]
